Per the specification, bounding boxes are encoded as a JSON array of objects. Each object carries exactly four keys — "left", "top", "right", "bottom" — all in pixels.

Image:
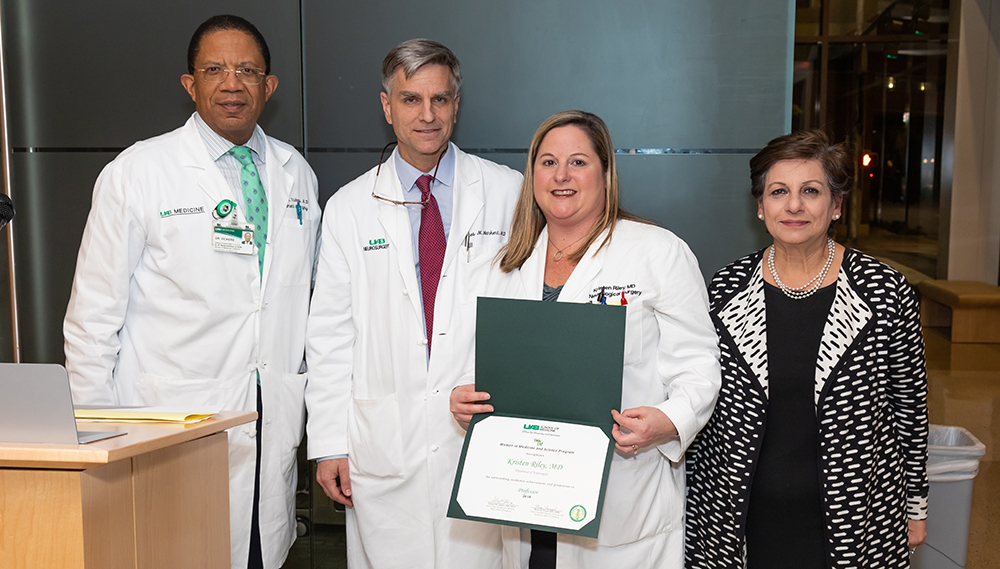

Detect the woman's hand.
[
  {"left": 450, "top": 384, "right": 494, "bottom": 429},
  {"left": 908, "top": 519, "right": 927, "bottom": 548},
  {"left": 611, "top": 407, "right": 678, "bottom": 454}
]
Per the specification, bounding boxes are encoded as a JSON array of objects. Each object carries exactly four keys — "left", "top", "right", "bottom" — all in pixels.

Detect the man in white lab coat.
[
  {"left": 305, "top": 39, "right": 521, "bottom": 568},
  {"left": 63, "top": 15, "right": 319, "bottom": 569}
]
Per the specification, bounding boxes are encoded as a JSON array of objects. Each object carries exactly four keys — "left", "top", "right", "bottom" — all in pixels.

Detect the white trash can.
[{"left": 911, "top": 425, "right": 986, "bottom": 569}]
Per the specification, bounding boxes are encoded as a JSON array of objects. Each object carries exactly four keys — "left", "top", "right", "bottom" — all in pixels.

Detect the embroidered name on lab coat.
[
  {"left": 159, "top": 206, "right": 205, "bottom": 218},
  {"left": 286, "top": 198, "right": 310, "bottom": 211},
  {"left": 590, "top": 284, "right": 642, "bottom": 305}
]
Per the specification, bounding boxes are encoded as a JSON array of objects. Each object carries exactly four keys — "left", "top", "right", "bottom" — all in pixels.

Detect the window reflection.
[{"left": 793, "top": 0, "right": 949, "bottom": 278}]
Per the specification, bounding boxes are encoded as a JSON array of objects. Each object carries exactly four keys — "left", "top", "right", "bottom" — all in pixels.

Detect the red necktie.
[{"left": 417, "top": 174, "right": 446, "bottom": 352}]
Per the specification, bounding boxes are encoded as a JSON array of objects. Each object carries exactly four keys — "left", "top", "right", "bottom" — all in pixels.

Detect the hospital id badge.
[{"left": 213, "top": 222, "right": 255, "bottom": 255}]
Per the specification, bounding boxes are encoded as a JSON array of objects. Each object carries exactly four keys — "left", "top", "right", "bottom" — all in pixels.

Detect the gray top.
[{"left": 542, "top": 283, "right": 563, "bottom": 302}]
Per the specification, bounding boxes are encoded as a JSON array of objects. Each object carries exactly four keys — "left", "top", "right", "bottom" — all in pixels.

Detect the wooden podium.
[{"left": 0, "top": 411, "right": 255, "bottom": 569}]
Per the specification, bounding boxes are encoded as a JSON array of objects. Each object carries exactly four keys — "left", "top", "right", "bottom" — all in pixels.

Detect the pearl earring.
[
  {"left": 758, "top": 213, "right": 764, "bottom": 220},
  {"left": 833, "top": 214, "right": 840, "bottom": 220}
]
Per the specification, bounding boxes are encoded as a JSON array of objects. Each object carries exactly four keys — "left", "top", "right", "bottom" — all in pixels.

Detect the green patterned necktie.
[{"left": 228, "top": 146, "right": 267, "bottom": 276}]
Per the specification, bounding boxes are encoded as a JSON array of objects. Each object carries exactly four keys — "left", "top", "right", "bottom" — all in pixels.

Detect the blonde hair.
[{"left": 498, "top": 110, "right": 646, "bottom": 273}]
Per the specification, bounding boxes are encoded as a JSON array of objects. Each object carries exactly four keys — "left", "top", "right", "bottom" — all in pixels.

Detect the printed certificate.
[
  {"left": 447, "top": 297, "right": 625, "bottom": 537},
  {"left": 455, "top": 416, "right": 609, "bottom": 532}
]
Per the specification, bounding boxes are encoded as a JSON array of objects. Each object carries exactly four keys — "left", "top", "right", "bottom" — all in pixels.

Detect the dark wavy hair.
[{"left": 749, "top": 130, "right": 852, "bottom": 237}]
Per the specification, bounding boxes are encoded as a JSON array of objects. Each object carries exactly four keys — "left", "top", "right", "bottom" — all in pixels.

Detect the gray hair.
[{"left": 381, "top": 39, "right": 462, "bottom": 95}]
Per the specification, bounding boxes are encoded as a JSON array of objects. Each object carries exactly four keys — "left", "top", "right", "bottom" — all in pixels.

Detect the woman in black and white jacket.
[{"left": 685, "top": 130, "right": 928, "bottom": 569}]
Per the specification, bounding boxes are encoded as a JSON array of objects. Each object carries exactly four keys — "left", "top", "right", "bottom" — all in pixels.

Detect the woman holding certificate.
[
  {"left": 451, "top": 110, "right": 721, "bottom": 568},
  {"left": 684, "top": 130, "right": 928, "bottom": 569}
]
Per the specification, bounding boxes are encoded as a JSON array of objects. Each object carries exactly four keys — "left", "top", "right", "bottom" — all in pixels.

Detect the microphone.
[{"left": 0, "top": 194, "right": 13, "bottom": 230}]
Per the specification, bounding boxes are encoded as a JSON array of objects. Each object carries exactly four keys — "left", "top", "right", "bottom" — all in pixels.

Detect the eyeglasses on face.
[
  {"left": 194, "top": 66, "right": 267, "bottom": 85},
  {"left": 370, "top": 141, "right": 445, "bottom": 210}
]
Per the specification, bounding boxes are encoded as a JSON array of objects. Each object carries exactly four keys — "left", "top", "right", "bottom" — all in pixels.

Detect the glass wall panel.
[
  {"left": 303, "top": 0, "right": 790, "bottom": 282},
  {"left": 8, "top": 152, "right": 117, "bottom": 363},
  {"left": 792, "top": 44, "right": 822, "bottom": 131},
  {"left": 861, "top": 42, "right": 946, "bottom": 241},
  {"left": 828, "top": 0, "right": 866, "bottom": 36},
  {"left": 824, "top": 0, "right": 950, "bottom": 36},
  {"left": 797, "top": 0, "right": 823, "bottom": 37},
  {"left": 0, "top": 221, "right": 11, "bottom": 361},
  {"left": 3, "top": 1, "right": 304, "bottom": 149},
  {"left": 794, "top": 0, "right": 949, "bottom": 278}
]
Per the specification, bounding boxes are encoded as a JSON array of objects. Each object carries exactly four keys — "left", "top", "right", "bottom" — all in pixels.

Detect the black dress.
[{"left": 745, "top": 282, "right": 835, "bottom": 569}]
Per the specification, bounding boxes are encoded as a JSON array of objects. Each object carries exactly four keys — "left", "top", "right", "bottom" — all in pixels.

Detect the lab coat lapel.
[
  {"left": 178, "top": 119, "right": 231, "bottom": 207},
  {"left": 557, "top": 227, "right": 607, "bottom": 302},
  {"left": 260, "top": 138, "right": 294, "bottom": 292},
  {"left": 375, "top": 155, "right": 423, "bottom": 319},
  {"left": 444, "top": 147, "right": 484, "bottom": 272},
  {"left": 514, "top": 228, "right": 548, "bottom": 300}
]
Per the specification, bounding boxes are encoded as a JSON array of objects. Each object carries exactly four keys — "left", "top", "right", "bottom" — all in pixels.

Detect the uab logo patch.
[{"left": 364, "top": 237, "right": 388, "bottom": 252}]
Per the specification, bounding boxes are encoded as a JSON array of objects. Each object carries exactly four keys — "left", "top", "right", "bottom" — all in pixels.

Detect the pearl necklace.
[{"left": 768, "top": 238, "right": 835, "bottom": 299}]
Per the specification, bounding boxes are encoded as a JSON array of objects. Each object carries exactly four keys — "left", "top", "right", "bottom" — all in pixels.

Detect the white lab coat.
[
  {"left": 63, "top": 115, "right": 321, "bottom": 569},
  {"left": 305, "top": 144, "right": 521, "bottom": 569},
  {"left": 488, "top": 221, "right": 721, "bottom": 569}
]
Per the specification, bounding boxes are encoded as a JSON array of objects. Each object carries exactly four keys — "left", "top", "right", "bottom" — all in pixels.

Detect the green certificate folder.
[{"left": 447, "top": 297, "right": 625, "bottom": 538}]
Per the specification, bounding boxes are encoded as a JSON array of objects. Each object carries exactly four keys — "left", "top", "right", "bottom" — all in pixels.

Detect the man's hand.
[
  {"left": 450, "top": 384, "right": 493, "bottom": 429},
  {"left": 316, "top": 458, "right": 353, "bottom": 507}
]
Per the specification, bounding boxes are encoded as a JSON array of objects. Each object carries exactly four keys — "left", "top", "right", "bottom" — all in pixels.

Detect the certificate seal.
[{"left": 569, "top": 505, "right": 587, "bottom": 522}]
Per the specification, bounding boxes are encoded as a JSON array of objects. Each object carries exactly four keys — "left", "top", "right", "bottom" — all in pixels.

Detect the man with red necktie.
[{"left": 305, "top": 39, "right": 522, "bottom": 569}]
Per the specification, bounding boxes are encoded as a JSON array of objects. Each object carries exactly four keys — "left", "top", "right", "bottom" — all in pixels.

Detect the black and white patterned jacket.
[{"left": 685, "top": 248, "right": 929, "bottom": 569}]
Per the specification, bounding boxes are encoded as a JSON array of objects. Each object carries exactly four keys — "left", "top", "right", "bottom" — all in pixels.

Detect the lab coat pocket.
[
  {"left": 134, "top": 373, "right": 229, "bottom": 407},
  {"left": 624, "top": 302, "right": 645, "bottom": 366},
  {"left": 276, "top": 220, "right": 314, "bottom": 287},
  {"left": 595, "top": 454, "right": 673, "bottom": 547},
  {"left": 277, "top": 372, "right": 307, "bottom": 450},
  {"left": 347, "top": 393, "right": 406, "bottom": 478},
  {"left": 460, "top": 242, "right": 503, "bottom": 304}
]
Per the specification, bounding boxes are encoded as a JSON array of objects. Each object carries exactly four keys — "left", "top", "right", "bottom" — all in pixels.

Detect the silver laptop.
[{"left": 0, "top": 363, "right": 124, "bottom": 444}]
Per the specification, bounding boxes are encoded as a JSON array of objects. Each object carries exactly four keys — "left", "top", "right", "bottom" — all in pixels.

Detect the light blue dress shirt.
[{"left": 192, "top": 112, "right": 268, "bottom": 210}]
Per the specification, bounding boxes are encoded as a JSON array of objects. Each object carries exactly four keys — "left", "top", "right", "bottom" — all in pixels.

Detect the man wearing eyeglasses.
[
  {"left": 63, "top": 15, "right": 319, "bottom": 569},
  {"left": 305, "top": 39, "right": 522, "bottom": 569}
]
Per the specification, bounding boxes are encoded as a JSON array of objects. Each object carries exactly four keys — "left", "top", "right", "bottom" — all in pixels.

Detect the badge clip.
[{"left": 213, "top": 199, "right": 237, "bottom": 220}]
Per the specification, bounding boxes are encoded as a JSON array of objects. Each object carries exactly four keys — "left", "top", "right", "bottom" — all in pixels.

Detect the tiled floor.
[
  {"left": 924, "top": 327, "right": 999, "bottom": 569},
  {"left": 283, "top": 524, "right": 347, "bottom": 569}
]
